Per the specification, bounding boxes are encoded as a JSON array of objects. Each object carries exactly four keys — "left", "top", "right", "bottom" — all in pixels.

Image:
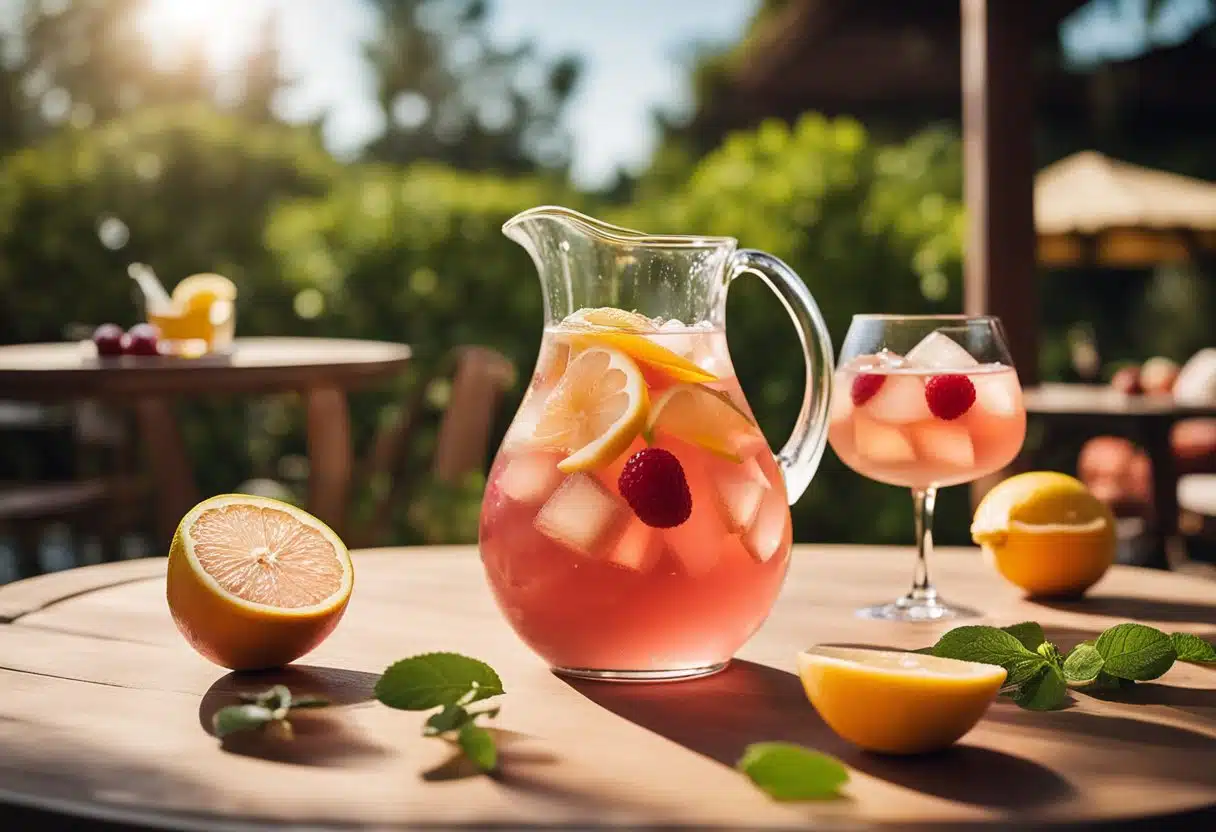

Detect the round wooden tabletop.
[
  {"left": 0, "top": 337, "right": 413, "bottom": 399},
  {"left": 0, "top": 545, "right": 1213, "bottom": 830}
]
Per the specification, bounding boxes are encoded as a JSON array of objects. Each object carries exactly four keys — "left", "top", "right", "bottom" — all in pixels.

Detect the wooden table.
[
  {"left": 1024, "top": 383, "right": 1216, "bottom": 568},
  {"left": 0, "top": 545, "right": 1213, "bottom": 830},
  {"left": 0, "top": 338, "right": 412, "bottom": 541}
]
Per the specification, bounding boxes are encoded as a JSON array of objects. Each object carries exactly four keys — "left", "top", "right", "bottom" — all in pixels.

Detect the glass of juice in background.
[{"left": 828, "top": 315, "right": 1026, "bottom": 621}]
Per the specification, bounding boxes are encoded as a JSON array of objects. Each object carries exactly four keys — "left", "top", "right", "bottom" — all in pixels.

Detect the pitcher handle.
[{"left": 728, "top": 250, "right": 835, "bottom": 504}]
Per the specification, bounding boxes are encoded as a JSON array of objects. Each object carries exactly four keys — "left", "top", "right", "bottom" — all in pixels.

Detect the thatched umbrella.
[{"left": 1036, "top": 151, "right": 1216, "bottom": 267}]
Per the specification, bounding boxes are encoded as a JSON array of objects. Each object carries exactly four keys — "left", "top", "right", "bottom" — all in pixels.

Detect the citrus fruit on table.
[
  {"left": 797, "top": 646, "right": 1007, "bottom": 755},
  {"left": 533, "top": 345, "right": 649, "bottom": 473},
  {"left": 971, "top": 471, "right": 1116, "bottom": 598},
  {"left": 167, "top": 494, "right": 353, "bottom": 671}
]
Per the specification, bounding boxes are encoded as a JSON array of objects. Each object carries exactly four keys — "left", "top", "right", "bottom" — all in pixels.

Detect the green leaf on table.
[
  {"left": 929, "top": 626, "right": 1047, "bottom": 687},
  {"left": 1009, "top": 665, "right": 1068, "bottom": 711},
  {"left": 1062, "top": 643, "right": 1104, "bottom": 685},
  {"left": 375, "top": 652, "right": 504, "bottom": 711},
  {"left": 457, "top": 723, "right": 498, "bottom": 772},
  {"left": 213, "top": 704, "right": 275, "bottom": 738},
  {"left": 1095, "top": 623, "right": 1176, "bottom": 681},
  {"left": 1002, "top": 622, "right": 1047, "bottom": 651},
  {"left": 736, "top": 742, "right": 849, "bottom": 801},
  {"left": 1170, "top": 632, "right": 1216, "bottom": 665},
  {"left": 1036, "top": 641, "right": 1064, "bottom": 669}
]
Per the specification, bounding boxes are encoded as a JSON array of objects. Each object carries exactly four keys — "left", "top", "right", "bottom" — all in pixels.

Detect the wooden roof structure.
[{"left": 692, "top": 0, "right": 1090, "bottom": 141}]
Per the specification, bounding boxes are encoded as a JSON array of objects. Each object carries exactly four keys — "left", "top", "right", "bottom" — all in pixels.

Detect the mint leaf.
[
  {"left": 1010, "top": 665, "right": 1068, "bottom": 710},
  {"left": 1171, "top": 632, "right": 1216, "bottom": 664},
  {"left": 1089, "top": 670, "right": 1135, "bottom": 692},
  {"left": 457, "top": 724, "right": 497, "bottom": 772},
  {"left": 376, "top": 652, "right": 504, "bottom": 710},
  {"left": 424, "top": 704, "right": 473, "bottom": 736},
  {"left": 930, "top": 626, "right": 1046, "bottom": 686},
  {"left": 213, "top": 704, "right": 274, "bottom": 738},
  {"left": 1062, "top": 644, "right": 1104, "bottom": 685},
  {"left": 736, "top": 742, "right": 848, "bottom": 801},
  {"left": 1095, "top": 624, "right": 1176, "bottom": 681},
  {"left": 1003, "top": 622, "right": 1047, "bottom": 651},
  {"left": 1036, "top": 642, "right": 1063, "bottom": 669}
]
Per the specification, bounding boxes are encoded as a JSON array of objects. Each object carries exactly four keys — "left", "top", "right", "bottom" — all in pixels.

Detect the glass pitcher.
[{"left": 479, "top": 206, "right": 834, "bottom": 681}]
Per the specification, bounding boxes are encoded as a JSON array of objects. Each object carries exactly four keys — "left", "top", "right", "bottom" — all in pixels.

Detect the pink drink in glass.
[
  {"left": 828, "top": 341, "right": 1026, "bottom": 489},
  {"left": 479, "top": 319, "right": 792, "bottom": 676}
]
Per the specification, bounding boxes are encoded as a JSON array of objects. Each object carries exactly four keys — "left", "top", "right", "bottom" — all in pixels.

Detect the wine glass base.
[{"left": 857, "top": 594, "right": 981, "bottom": 622}]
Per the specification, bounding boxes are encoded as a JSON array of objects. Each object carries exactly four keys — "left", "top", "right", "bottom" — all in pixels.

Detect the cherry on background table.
[
  {"left": 0, "top": 545, "right": 1212, "bottom": 829},
  {"left": 0, "top": 337, "right": 412, "bottom": 542}
]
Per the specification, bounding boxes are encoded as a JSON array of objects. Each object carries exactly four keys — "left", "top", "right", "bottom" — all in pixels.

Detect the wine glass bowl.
[{"left": 828, "top": 315, "right": 1026, "bottom": 621}]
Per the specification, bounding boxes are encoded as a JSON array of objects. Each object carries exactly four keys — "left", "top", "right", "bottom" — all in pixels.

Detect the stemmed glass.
[{"left": 828, "top": 315, "right": 1027, "bottom": 621}]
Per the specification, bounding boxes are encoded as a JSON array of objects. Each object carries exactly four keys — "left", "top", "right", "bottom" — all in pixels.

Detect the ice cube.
[
  {"left": 904, "top": 332, "right": 979, "bottom": 370},
  {"left": 502, "top": 389, "right": 551, "bottom": 450},
  {"left": 913, "top": 422, "right": 975, "bottom": 468},
  {"left": 854, "top": 417, "right": 917, "bottom": 464},
  {"left": 662, "top": 500, "right": 727, "bottom": 577},
  {"left": 534, "top": 474, "right": 627, "bottom": 557},
  {"left": 712, "top": 457, "right": 771, "bottom": 532},
  {"left": 742, "top": 491, "right": 789, "bottom": 563},
  {"left": 973, "top": 372, "right": 1021, "bottom": 417},
  {"left": 863, "top": 375, "right": 932, "bottom": 424},
  {"left": 607, "top": 519, "right": 660, "bottom": 572},
  {"left": 499, "top": 453, "right": 564, "bottom": 504}
]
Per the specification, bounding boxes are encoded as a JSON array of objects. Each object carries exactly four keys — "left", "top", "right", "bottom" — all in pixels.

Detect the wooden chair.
[
  {"left": 0, "top": 402, "right": 148, "bottom": 578},
  {"left": 352, "top": 346, "right": 517, "bottom": 549}
]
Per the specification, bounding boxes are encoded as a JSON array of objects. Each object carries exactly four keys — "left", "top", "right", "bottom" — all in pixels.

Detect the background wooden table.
[
  {"left": 0, "top": 337, "right": 412, "bottom": 541},
  {"left": 1024, "top": 383, "right": 1216, "bottom": 568},
  {"left": 0, "top": 545, "right": 1213, "bottom": 829}
]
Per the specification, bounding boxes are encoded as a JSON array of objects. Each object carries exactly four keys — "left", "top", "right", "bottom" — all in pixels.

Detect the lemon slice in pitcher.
[
  {"left": 566, "top": 307, "right": 658, "bottom": 333},
  {"left": 534, "top": 346, "right": 648, "bottom": 473},
  {"left": 172, "top": 273, "right": 237, "bottom": 314},
  {"left": 647, "top": 383, "right": 761, "bottom": 462}
]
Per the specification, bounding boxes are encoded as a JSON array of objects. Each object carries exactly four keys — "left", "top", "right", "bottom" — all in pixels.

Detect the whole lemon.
[{"left": 972, "top": 472, "right": 1116, "bottom": 598}]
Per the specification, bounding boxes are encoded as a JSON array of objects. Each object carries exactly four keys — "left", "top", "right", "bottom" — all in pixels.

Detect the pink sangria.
[
  {"left": 481, "top": 207, "right": 835, "bottom": 680},
  {"left": 829, "top": 316, "right": 1026, "bottom": 621}
]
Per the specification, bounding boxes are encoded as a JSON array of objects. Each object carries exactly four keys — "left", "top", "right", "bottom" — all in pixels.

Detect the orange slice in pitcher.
[
  {"left": 166, "top": 494, "right": 353, "bottom": 671},
  {"left": 569, "top": 331, "right": 718, "bottom": 384},
  {"left": 534, "top": 346, "right": 648, "bottom": 473},
  {"left": 647, "top": 383, "right": 762, "bottom": 463}
]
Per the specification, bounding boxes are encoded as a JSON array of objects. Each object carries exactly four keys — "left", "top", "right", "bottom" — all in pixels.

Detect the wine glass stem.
[{"left": 910, "top": 487, "right": 938, "bottom": 602}]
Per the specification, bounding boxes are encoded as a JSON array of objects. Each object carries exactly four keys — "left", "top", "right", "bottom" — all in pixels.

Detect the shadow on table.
[
  {"left": 563, "top": 659, "right": 1074, "bottom": 811},
  {"left": 198, "top": 664, "right": 387, "bottom": 767},
  {"left": 1030, "top": 594, "right": 1216, "bottom": 626}
]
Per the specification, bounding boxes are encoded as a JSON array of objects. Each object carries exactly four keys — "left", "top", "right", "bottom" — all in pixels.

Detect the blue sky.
[
  {"left": 6, "top": 0, "right": 1214, "bottom": 188},
  {"left": 133, "top": 0, "right": 759, "bottom": 188}
]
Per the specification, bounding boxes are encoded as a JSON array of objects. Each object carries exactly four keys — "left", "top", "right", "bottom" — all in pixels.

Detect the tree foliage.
[{"left": 362, "top": 0, "right": 580, "bottom": 173}]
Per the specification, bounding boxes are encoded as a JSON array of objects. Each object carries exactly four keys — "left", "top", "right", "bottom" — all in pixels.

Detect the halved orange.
[{"left": 166, "top": 494, "right": 353, "bottom": 671}]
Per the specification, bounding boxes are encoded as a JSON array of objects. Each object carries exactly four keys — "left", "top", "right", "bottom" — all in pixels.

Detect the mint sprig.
[
  {"left": 736, "top": 742, "right": 849, "bottom": 801},
  {"left": 1170, "top": 632, "right": 1216, "bottom": 664},
  {"left": 375, "top": 652, "right": 504, "bottom": 773},
  {"left": 925, "top": 621, "right": 1211, "bottom": 711},
  {"left": 211, "top": 685, "right": 330, "bottom": 740}
]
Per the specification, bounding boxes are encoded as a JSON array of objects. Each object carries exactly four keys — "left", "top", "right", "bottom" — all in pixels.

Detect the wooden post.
[{"left": 961, "top": 0, "right": 1038, "bottom": 385}]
